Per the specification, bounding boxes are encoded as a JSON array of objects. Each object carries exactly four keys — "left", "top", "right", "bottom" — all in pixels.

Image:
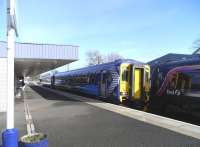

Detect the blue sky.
[{"left": 0, "top": 0, "right": 200, "bottom": 70}]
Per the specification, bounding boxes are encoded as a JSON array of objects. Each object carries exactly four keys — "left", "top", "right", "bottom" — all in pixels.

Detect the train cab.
[{"left": 120, "top": 63, "right": 150, "bottom": 110}]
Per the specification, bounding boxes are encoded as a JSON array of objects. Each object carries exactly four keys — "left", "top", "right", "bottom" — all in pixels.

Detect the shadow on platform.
[
  {"left": 29, "top": 85, "right": 110, "bottom": 105},
  {"left": 30, "top": 85, "right": 79, "bottom": 102}
]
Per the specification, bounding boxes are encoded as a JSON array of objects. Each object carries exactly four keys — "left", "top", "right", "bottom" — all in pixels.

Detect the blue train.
[
  {"left": 150, "top": 57, "right": 200, "bottom": 113},
  {"left": 40, "top": 59, "right": 151, "bottom": 110}
]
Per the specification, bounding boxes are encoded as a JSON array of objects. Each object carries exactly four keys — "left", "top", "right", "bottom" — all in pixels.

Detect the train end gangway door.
[{"left": 132, "top": 67, "right": 143, "bottom": 100}]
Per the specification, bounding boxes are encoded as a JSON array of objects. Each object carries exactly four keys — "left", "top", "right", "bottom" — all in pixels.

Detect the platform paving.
[
  {"left": 0, "top": 96, "right": 26, "bottom": 146},
  {"left": 1, "top": 85, "right": 200, "bottom": 147},
  {"left": 24, "top": 85, "right": 200, "bottom": 147}
]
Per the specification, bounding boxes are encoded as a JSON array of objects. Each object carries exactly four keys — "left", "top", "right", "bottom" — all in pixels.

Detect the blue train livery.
[{"left": 40, "top": 59, "right": 151, "bottom": 110}]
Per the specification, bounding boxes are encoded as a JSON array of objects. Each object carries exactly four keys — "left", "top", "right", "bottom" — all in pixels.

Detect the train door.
[
  {"left": 120, "top": 63, "right": 131, "bottom": 102},
  {"left": 144, "top": 65, "right": 151, "bottom": 102},
  {"left": 100, "top": 71, "right": 107, "bottom": 97},
  {"left": 132, "top": 68, "right": 143, "bottom": 100}
]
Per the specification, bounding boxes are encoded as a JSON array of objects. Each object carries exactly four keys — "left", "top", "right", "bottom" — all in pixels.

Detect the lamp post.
[{"left": 2, "top": 0, "right": 19, "bottom": 147}]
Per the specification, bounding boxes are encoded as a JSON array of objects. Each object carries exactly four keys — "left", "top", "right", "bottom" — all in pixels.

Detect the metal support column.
[{"left": 2, "top": 0, "right": 19, "bottom": 146}]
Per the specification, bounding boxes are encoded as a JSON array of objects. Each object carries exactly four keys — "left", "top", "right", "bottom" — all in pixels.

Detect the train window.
[
  {"left": 122, "top": 70, "right": 128, "bottom": 81},
  {"left": 89, "top": 74, "right": 94, "bottom": 84},
  {"left": 82, "top": 75, "right": 88, "bottom": 84},
  {"left": 158, "top": 72, "right": 163, "bottom": 81},
  {"left": 145, "top": 72, "right": 149, "bottom": 83},
  {"left": 73, "top": 76, "right": 76, "bottom": 84},
  {"left": 176, "top": 73, "right": 182, "bottom": 89},
  {"left": 177, "top": 73, "right": 191, "bottom": 90},
  {"left": 93, "top": 74, "right": 96, "bottom": 84},
  {"left": 89, "top": 74, "right": 92, "bottom": 84},
  {"left": 80, "top": 75, "right": 82, "bottom": 84},
  {"left": 90, "top": 75, "right": 92, "bottom": 84},
  {"left": 86, "top": 75, "right": 90, "bottom": 84},
  {"left": 95, "top": 73, "right": 100, "bottom": 84},
  {"left": 93, "top": 74, "right": 97, "bottom": 84},
  {"left": 107, "top": 73, "right": 112, "bottom": 83},
  {"left": 102, "top": 74, "right": 107, "bottom": 83},
  {"left": 169, "top": 75, "right": 176, "bottom": 89},
  {"left": 79, "top": 76, "right": 82, "bottom": 84}
]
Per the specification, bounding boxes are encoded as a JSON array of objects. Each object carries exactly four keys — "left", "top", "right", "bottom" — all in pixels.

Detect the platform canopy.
[{"left": 0, "top": 41, "right": 79, "bottom": 77}]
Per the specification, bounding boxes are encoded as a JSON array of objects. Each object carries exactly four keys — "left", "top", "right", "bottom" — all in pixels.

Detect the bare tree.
[
  {"left": 86, "top": 50, "right": 104, "bottom": 66},
  {"left": 192, "top": 39, "right": 200, "bottom": 54},
  {"left": 105, "top": 52, "right": 124, "bottom": 62},
  {"left": 86, "top": 50, "right": 124, "bottom": 65}
]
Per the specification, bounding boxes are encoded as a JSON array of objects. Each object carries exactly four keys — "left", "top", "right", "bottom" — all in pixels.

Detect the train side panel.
[{"left": 150, "top": 60, "right": 200, "bottom": 114}]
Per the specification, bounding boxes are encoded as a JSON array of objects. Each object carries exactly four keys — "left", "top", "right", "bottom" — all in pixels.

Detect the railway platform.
[{"left": 1, "top": 84, "right": 200, "bottom": 147}]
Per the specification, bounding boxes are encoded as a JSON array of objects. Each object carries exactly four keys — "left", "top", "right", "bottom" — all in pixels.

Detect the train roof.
[
  {"left": 156, "top": 57, "right": 200, "bottom": 70},
  {"left": 55, "top": 59, "right": 146, "bottom": 77}
]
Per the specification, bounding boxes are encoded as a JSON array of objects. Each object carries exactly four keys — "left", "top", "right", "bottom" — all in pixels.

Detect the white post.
[
  {"left": 2, "top": 1, "right": 18, "bottom": 146},
  {"left": 7, "top": 0, "right": 15, "bottom": 129}
]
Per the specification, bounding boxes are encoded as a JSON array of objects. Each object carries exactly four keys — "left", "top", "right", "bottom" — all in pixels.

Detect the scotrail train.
[
  {"left": 150, "top": 57, "right": 200, "bottom": 113},
  {"left": 40, "top": 59, "right": 151, "bottom": 110}
]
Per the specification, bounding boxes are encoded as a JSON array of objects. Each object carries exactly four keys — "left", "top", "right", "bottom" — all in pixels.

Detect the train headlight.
[{"left": 120, "top": 92, "right": 128, "bottom": 96}]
